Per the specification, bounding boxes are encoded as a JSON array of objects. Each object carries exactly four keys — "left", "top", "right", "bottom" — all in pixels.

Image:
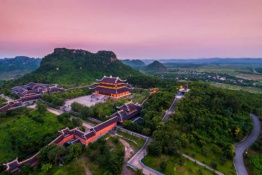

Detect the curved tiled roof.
[{"left": 94, "top": 87, "right": 130, "bottom": 94}]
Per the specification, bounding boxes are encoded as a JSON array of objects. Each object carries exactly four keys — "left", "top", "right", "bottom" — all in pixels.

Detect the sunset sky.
[{"left": 1, "top": 0, "right": 262, "bottom": 59}]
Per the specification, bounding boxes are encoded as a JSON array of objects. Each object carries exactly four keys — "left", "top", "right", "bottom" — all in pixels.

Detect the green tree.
[
  {"left": 135, "top": 169, "right": 143, "bottom": 175},
  {"left": 160, "top": 161, "right": 167, "bottom": 172},
  {"left": 38, "top": 144, "right": 57, "bottom": 163},
  {"left": 40, "top": 163, "right": 53, "bottom": 174},
  {"left": 68, "top": 143, "right": 83, "bottom": 159},
  {"left": 148, "top": 141, "right": 162, "bottom": 156},
  {"left": 36, "top": 101, "right": 47, "bottom": 113},
  {"left": 47, "top": 145, "right": 66, "bottom": 164},
  {"left": 142, "top": 128, "right": 151, "bottom": 136}
]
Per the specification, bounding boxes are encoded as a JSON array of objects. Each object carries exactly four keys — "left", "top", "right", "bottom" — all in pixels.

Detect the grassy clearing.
[
  {"left": 246, "top": 153, "right": 262, "bottom": 175},
  {"left": 181, "top": 144, "right": 236, "bottom": 175},
  {"left": 0, "top": 110, "right": 67, "bottom": 163},
  {"left": 0, "top": 115, "right": 19, "bottom": 125},
  {"left": 245, "top": 128, "right": 262, "bottom": 175},
  {"left": 193, "top": 66, "right": 239, "bottom": 75},
  {"left": 131, "top": 90, "right": 150, "bottom": 104},
  {"left": 142, "top": 154, "right": 214, "bottom": 175},
  {"left": 211, "top": 82, "right": 262, "bottom": 94},
  {"left": 236, "top": 74, "right": 262, "bottom": 81},
  {"left": 184, "top": 65, "right": 262, "bottom": 80},
  {"left": 116, "top": 130, "right": 146, "bottom": 150},
  {"left": 48, "top": 158, "right": 86, "bottom": 175}
]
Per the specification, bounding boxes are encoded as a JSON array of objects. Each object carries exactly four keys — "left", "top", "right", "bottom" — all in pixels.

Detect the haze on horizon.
[{"left": 1, "top": 0, "right": 262, "bottom": 59}]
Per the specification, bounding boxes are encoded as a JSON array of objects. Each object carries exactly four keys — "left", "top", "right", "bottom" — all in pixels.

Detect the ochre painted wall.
[
  {"left": 57, "top": 135, "right": 74, "bottom": 146},
  {"left": 95, "top": 122, "right": 117, "bottom": 137},
  {"left": 75, "top": 122, "right": 117, "bottom": 145}
]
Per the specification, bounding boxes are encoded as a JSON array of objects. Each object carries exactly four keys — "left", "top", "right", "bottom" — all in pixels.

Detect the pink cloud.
[{"left": 0, "top": 0, "right": 262, "bottom": 58}]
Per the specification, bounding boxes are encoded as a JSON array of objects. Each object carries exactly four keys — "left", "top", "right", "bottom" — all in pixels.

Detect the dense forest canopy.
[
  {"left": 174, "top": 83, "right": 253, "bottom": 144},
  {"left": 145, "top": 82, "right": 257, "bottom": 174}
]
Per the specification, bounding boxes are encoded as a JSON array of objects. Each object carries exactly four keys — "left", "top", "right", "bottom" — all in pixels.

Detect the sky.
[{"left": 0, "top": 0, "right": 262, "bottom": 59}]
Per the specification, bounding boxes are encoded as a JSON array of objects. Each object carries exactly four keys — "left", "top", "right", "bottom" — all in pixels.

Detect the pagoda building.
[{"left": 91, "top": 76, "right": 131, "bottom": 98}]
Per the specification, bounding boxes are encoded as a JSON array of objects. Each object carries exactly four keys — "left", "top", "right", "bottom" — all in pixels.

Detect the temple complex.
[
  {"left": 3, "top": 116, "right": 118, "bottom": 173},
  {"left": 0, "top": 83, "right": 64, "bottom": 113},
  {"left": 2, "top": 99, "right": 143, "bottom": 173},
  {"left": 91, "top": 76, "right": 131, "bottom": 98},
  {"left": 11, "top": 82, "right": 64, "bottom": 97}
]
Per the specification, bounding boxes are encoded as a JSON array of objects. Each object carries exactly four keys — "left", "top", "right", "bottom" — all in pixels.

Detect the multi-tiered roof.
[
  {"left": 111, "top": 101, "right": 142, "bottom": 122},
  {"left": 91, "top": 76, "right": 131, "bottom": 98}
]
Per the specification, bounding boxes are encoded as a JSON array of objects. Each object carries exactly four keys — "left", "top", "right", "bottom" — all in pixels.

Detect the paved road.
[
  {"left": 128, "top": 138, "right": 162, "bottom": 175},
  {"left": 47, "top": 107, "right": 63, "bottom": 115},
  {"left": 117, "top": 138, "right": 134, "bottom": 175},
  {"left": 162, "top": 97, "right": 179, "bottom": 122},
  {"left": 234, "top": 114, "right": 261, "bottom": 175},
  {"left": 0, "top": 94, "right": 13, "bottom": 102}
]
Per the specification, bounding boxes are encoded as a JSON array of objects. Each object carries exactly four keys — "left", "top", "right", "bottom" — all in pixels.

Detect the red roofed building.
[{"left": 91, "top": 76, "right": 131, "bottom": 98}]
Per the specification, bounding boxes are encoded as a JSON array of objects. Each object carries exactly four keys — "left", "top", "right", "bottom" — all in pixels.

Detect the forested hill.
[
  {"left": 144, "top": 61, "right": 167, "bottom": 72},
  {"left": 174, "top": 82, "right": 253, "bottom": 144},
  {"left": 121, "top": 59, "right": 146, "bottom": 70},
  {"left": 6, "top": 48, "right": 143, "bottom": 87},
  {"left": 144, "top": 82, "right": 257, "bottom": 174},
  {"left": 0, "top": 56, "right": 41, "bottom": 79}
]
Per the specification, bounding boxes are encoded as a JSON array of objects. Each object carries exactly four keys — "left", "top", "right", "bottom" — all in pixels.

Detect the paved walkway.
[
  {"left": 234, "top": 114, "right": 261, "bottom": 175},
  {"left": 47, "top": 107, "right": 63, "bottom": 115},
  {"left": 1, "top": 95, "right": 14, "bottom": 102},
  {"left": 162, "top": 97, "right": 179, "bottom": 122},
  {"left": 128, "top": 138, "right": 163, "bottom": 175},
  {"left": 118, "top": 138, "right": 135, "bottom": 175}
]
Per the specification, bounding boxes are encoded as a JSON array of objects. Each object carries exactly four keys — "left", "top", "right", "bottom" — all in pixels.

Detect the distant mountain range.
[
  {"left": 121, "top": 59, "right": 146, "bottom": 70},
  {"left": 8, "top": 48, "right": 143, "bottom": 87},
  {"left": 142, "top": 58, "right": 262, "bottom": 65},
  {"left": 0, "top": 56, "right": 41, "bottom": 80},
  {"left": 144, "top": 61, "right": 167, "bottom": 72}
]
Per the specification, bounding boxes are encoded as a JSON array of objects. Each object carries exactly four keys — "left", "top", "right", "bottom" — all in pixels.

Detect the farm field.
[
  {"left": 236, "top": 73, "right": 262, "bottom": 81},
  {"left": 211, "top": 82, "right": 262, "bottom": 94},
  {"left": 169, "top": 64, "right": 262, "bottom": 81},
  {"left": 0, "top": 109, "right": 67, "bottom": 163}
]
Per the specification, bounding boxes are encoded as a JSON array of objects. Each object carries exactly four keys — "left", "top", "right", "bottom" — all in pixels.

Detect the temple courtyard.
[{"left": 64, "top": 94, "right": 109, "bottom": 111}]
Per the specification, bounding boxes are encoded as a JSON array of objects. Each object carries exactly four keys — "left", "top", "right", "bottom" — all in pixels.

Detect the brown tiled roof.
[
  {"left": 3, "top": 158, "right": 20, "bottom": 171},
  {"left": 20, "top": 94, "right": 41, "bottom": 102},
  {"left": 52, "top": 135, "right": 64, "bottom": 144},
  {"left": 0, "top": 104, "right": 11, "bottom": 112},
  {"left": 114, "top": 102, "right": 142, "bottom": 122},
  {"left": 84, "top": 131, "right": 96, "bottom": 139},
  {"left": 74, "top": 129, "right": 85, "bottom": 139},
  {"left": 98, "top": 76, "right": 125, "bottom": 84},
  {"left": 94, "top": 116, "right": 118, "bottom": 132},
  {"left": 48, "top": 87, "right": 65, "bottom": 93},
  {"left": 94, "top": 87, "right": 130, "bottom": 94},
  {"left": 26, "top": 89, "right": 39, "bottom": 95},
  {"left": 26, "top": 82, "right": 37, "bottom": 90}
]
